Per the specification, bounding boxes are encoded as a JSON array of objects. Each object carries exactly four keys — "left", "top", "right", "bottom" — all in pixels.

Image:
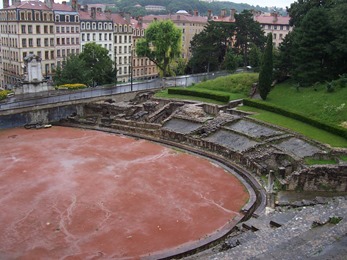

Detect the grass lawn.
[
  {"left": 239, "top": 106, "right": 347, "bottom": 148},
  {"left": 265, "top": 81, "right": 347, "bottom": 128}
]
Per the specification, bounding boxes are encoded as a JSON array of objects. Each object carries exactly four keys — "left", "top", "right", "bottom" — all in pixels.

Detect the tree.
[
  {"left": 136, "top": 20, "right": 182, "bottom": 77},
  {"left": 222, "top": 49, "right": 241, "bottom": 72},
  {"left": 248, "top": 43, "right": 262, "bottom": 68},
  {"left": 189, "top": 21, "right": 235, "bottom": 73},
  {"left": 234, "top": 10, "right": 266, "bottom": 66},
  {"left": 291, "top": 7, "right": 333, "bottom": 86},
  {"left": 79, "top": 42, "right": 114, "bottom": 86},
  {"left": 258, "top": 33, "right": 273, "bottom": 100},
  {"left": 53, "top": 55, "right": 91, "bottom": 86}
]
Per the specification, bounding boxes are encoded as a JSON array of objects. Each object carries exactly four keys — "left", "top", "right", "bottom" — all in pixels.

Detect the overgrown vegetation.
[
  {"left": 0, "top": 90, "right": 11, "bottom": 100},
  {"left": 304, "top": 158, "right": 337, "bottom": 165}
]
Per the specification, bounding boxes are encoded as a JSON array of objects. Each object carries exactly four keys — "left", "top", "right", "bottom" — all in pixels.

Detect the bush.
[
  {"left": 0, "top": 90, "right": 11, "bottom": 100},
  {"left": 243, "top": 98, "right": 347, "bottom": 139},
  {"left": 55, "top": 83, "right": 87, "bottom": 90},
  {"left": 168, "top": 88, "right": 230, "bottom": 103}
]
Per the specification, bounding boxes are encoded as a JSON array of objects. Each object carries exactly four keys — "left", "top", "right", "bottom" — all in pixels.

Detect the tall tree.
[
  {"left": 189, "top": 21, "right": 235, "bottom": 73},
  {"left": 234, "top": 10, "right": 266, "bottom": 66},
  {"left": 291, "top": 7, "right": 333, "bottom": 86},
  {"left": 258, "top": 33, "right": 273, "bottom": 100},
  {"left": 53, "top": 55, "right": 91, "bottom": 86},
  {"left": 79, "top": 42, "right": 114, "bottom": 86},
  {"left": 136, "top": 20, "right": 182, "bottom": 77}
]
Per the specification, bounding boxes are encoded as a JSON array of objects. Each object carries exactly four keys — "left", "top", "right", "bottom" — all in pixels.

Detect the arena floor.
[{"left": 0, "top": 126, "right": 249, "bottom": 259}]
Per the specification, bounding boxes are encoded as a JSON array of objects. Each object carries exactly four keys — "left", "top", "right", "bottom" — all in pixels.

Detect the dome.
[{"left": 176, "top": 10, "right": 189, "bottom": 15}]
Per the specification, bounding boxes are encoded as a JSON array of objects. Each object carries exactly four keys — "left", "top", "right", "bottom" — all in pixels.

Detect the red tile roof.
[
  {"left": 7, "top": 1, "right": 50, "bottom": 10},
  {"left": 52, "top": 3, "right": 75, "bottom": 12},
  {"left": 255, "top": 14, "right": 290, "bottom": 25}
]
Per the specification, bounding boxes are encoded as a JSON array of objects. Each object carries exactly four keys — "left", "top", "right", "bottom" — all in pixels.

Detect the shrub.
[
  {"left": 55, "top": 83, "right": 87, "bottom": 90},
  {"left": 243, "top": 98, "right": 347, "bottom": 139},
  {"left": 0, "top": 90, "right": 11, "bottom": 100},
  {"left": 168, "top": 88, "right": 230, "bottom": 103}
]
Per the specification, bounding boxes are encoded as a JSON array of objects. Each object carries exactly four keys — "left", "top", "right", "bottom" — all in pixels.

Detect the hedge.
[
  {"left": 168, "top": 88, "right": 230, "bottom": 103},
  {"left": 243, "top": 98, "right": 347, "bottom": 139},
  {"left": 55, "top": 83, "right": 87, "bottom": 90}
]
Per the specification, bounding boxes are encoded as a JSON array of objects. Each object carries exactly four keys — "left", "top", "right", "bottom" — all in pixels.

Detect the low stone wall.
[{"left": 286, "top": 165, "right": 347, "bottom": 192}]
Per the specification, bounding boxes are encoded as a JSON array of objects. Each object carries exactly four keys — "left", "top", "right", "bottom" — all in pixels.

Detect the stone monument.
[{"left": 15, "top": 54, "right": 54, "bottom": 94}]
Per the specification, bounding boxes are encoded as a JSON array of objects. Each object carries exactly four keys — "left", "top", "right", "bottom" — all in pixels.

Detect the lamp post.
[{"left": 130, "top": 46, "right": 133, "bottom": 91}]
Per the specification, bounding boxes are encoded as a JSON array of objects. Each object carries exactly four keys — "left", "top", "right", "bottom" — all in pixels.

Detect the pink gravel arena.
[{"left": 0, "top": 126, "right": 249, "bottom": 259}]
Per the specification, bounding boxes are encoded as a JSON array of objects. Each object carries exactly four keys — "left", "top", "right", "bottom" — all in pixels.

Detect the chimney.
[
  {"left": 62, "top": 1, "right": 66, "bottom": 5},
  {"left": 138, "top": 16, "right": 143, "bottom": 27},
  {"left": 77, "top": 4, "right": 81, "bottom": 11},
  {"left": 84, "top": 4, "right": 88, "bottom": 12},
  {"left": 208, "top": 10, "right": 212, "bottom": 20},
  {"left": 71, "top": 0, "right": 77, "bottom": 11},
  {"left": 124, "top": 12, "right": 130, "bottom": 23},
  {"left": 91, "top": 7, "right": 96, "bottom": 19},
  {"left": 45, "top": 0, "right": 54, "bottom": 8},
  {"left": 221, "top": 9, "right": 226, "bottom": 18},
  {"left": 272, "top": 12, "right": 278, "bottom": 23},
  {"left": 97, "top": 7, "right": 102, "bottom": 13},
  {"left": 230, "top": 9, "right": 236, "bottom": 21},
  {"left": 193, "top": 9, "right": 198, "bottom": 16},
  {"left": 3, "top": 0, "right": 9, "bottom": 8}
]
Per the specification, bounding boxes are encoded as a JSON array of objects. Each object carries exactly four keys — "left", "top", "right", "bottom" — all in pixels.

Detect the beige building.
[
  {"left": 143, "top": 11, "right": 208, "bottom": 60},
  {"left": 131, "top": 17, "right": 158, "bottom": 81},
  {"left": 0, "top": 0, "right": 80, "bottom": 89},
  {"left": 254, "top": 12, "right": 292, "bottom": 47}
]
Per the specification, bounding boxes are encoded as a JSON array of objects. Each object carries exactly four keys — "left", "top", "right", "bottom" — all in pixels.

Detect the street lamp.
[{"left": 129, "top": 46, "right": 133, "bottom": 91}]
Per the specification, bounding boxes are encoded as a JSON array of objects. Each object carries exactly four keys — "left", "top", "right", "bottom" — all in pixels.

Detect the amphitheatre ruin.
[{"left": 1, "top": 90, "right": 347, "bottom": 259}]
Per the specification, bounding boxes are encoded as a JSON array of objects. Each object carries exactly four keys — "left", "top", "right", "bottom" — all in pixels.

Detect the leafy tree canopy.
[
  {"left": 79, "top": 42, "right": 115, "bottom": 86},
  {"left": 136, "top": 20, "right": 182, "bottom": 77}
]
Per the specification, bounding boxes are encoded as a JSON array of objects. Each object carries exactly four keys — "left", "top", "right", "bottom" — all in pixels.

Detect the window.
[
  {"left": 28, "top": 25, "right": 32, "bottom": 33},
  {"left": 27, "top": 12, "right": 32, "bottom": 20},
  {"left": 44, "top": 38, "right": 48, "bottom": 46},
  {"left": 56, "top": 26, "right": 60, "bottom": 33},
  {"left": 82, "top": 34, "right": 85, "bottom": 41},
  {"left": 21, "top": 25, "right": 26, "bottom": 34},
  {"left": 57, "top": 38, "right": 60, "bottom": 45},
  {"left": 279, "top": 34, "right": 283, "bottom": 39},
  {"left": 62, "top": 38, "right": 65, "bottom": 45},
  {"left": 98, "top": 22, "right": 102, "bottom": 30},
  {"left": 92, "top": 22, "right": 96, "bottom": 30},
  {"left": 50, "top": 51, "right": 54, "bottom": 59},
  {"left": 87, "top": 33, "right": 90, "bottom": 41},
  {"left": 67, "top": 38, "right": 70, "bottom": 45},
  {"left": 44, "top": 25, "right": 48, "bottom": 33},
  {"left": 29, "top": 38, "right": 33, "bottom": 47},
  {"left": 76, "top": 26, "right": 79, "bottom": 33},
  {"left": 22, "top": 38, "right": 27, "bottom": 47},
  {"left": 45, "top": 51, "right": 49, "bottom": 59},
  {"left": 65, "top": 15, "right": 70, "bottom": 22},
  {"left": 37, "top": 51, "right": 41, "bottom": 58},
  {"left": 61, "top": 27, "right": 65, "bottom": 33},
  {"left": 75, "top": 16, "right": 79, "bottom": 22},
  {"left": 50, "top": 38, "right": 54, "bottom": 46},
  {"left": 109, "top": 33, "right": 112, "bottom": 41},
  {"left": 86, "top": 23, "right": 90, "bottom": 30},
  {"left": 50, "top": 26, "right": 53, "bottom": 34},
  {"left": 71, "top": 38, "right": 75, "bottom": 44},
  {"left": 35, "top": 12, "right": 40, "bottom": 21},
  {"left": 104, "top": 33, "right": 107, "bottom": 41},
  {"left": 108, "top": 23, "right": 112, "bottom": 30},
  {"left": 93, "top": 33, "right": 95, "bottom": 41},
  {"left": 273, "top": 33, "right": 277, "bottom": 39},
  {"left": 36, "top": 38, "right": 41, "bottom": 47},
  {"left": 36, "top": 25, "right": 40, "bottom": 34},
  {"left": 99, "top": 33, "right": 102, "bottom": 41},
  {"left": 81, "top": 23, "right": 85, "bottom": 30},
  {"left": 71, "top": 27, "right": 74, "bottom": 33},
  {"left": 55, "top": 15, "right": 60, "bottom": 22},
  {"left": 57, "top": 50, "right": 60, "bottom": 57},
  {"left": 62, "top": 49, "right": 65, "bottom": 57},
  {"left": 76, "top": 38, "right": 79, "bottom": 44}
]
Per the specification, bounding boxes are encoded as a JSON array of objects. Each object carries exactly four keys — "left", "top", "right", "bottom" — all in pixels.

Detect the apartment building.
[
  {"left": 131, "top": 17, "right": 157, "bottom": 81},
  {"left": 0, "top": 0, "right": 80, "bottom": 89},
  {"left": 54, "top": 0, "right": 80, "bottom": 68},
  {"left": 143, "top": 11, "right": 208, "bottom": 60},
  {"left": 254, "top": 12, "right": 292, "bottom": 47},
  {"left": 110, "top": 12, "right": 132, "bottom": 83}
]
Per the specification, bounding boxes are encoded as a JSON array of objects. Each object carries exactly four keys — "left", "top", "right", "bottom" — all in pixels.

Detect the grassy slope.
[{"left": 265, "top": 81, "right": 347, "bottom": 128}]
